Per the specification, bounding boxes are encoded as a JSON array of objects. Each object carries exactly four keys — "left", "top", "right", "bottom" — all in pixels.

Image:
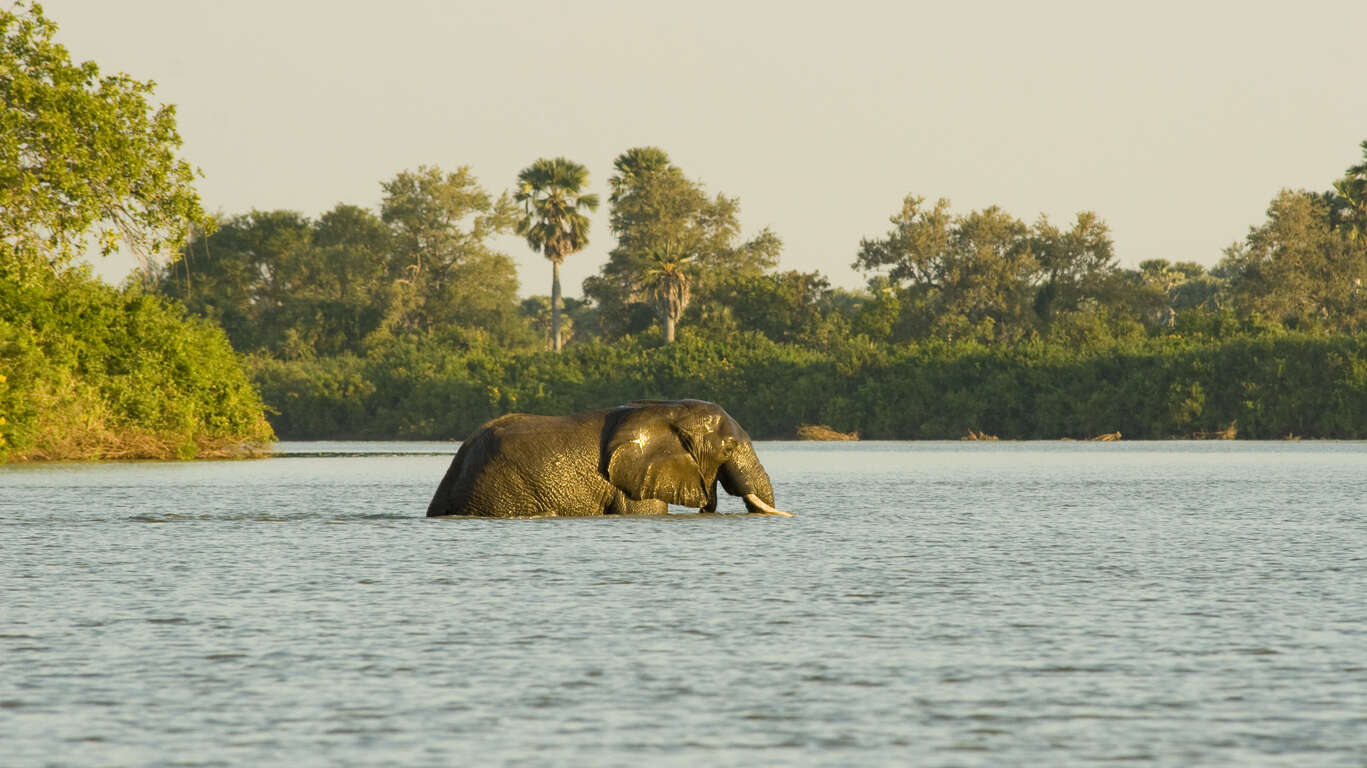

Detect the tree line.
[
  {"left": 150, "top": 142, "right": 1367, "bottom": 356},
  {"left": 139, "top": 137, "right": 1367, "bottom": 441}
]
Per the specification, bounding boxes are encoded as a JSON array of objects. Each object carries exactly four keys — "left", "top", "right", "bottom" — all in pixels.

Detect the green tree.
[
  {"left": 587, "top": 147, "right": 778, "bottom": 341},
  {"left": 1121, "top": 259, "right": 1225, "bottom": 328},
  {"left": 381, "top": 165, "right": 523, "bottom": 342},
  {"left": 1219, "top": 189, "right": 1367, "bottom": 331},
  {"left": 712, "top": 270, "right": 837, "bottom": 344},
  {"left": 157, "top": 167, "right": 530, "bottom": 357},
  {"left": 308, "top": 204, "right": 394, "bottom": 354},
  {"left": 1, "top": 2, "right": 209, "bottom": 282},
  {"left": 854, "top": 196, "right": 1038, "bottom": 342},
  {"left": 851, "top": 276, "right": 903, "bottom": 341},
  {"left": 1029, "top": 211, "right": 1117, "bottom": 321},
  {"left": 855, "top": 195, "right": 1133, "bottom": 342},
  {"left": 607, "top": 146, "right": 672, "bottom": 201},
  {"left": 513, "top": 158, "right": 598, "bottom": 352},
  {"left": 154, "top": 210, "right": 314, "bottom": 354}
]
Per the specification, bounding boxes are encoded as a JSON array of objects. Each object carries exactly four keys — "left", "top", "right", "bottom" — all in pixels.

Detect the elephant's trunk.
[{"left": 719, "top": 441, "right": 790, "bottom": 515}]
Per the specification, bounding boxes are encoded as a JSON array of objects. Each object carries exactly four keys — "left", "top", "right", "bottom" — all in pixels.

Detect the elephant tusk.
[{"left": 744, "top": 493, "right": 793, "bottom": 516}]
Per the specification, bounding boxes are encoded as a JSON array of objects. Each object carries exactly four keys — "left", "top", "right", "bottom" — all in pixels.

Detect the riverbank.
[{"left": 4, "top": 432, "right": 273, "bottom": 462}]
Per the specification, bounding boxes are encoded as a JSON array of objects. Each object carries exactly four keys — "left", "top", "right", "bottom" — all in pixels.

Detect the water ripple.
[{"left": 2, "top": 441, "right": 1366, "bottom": 765}]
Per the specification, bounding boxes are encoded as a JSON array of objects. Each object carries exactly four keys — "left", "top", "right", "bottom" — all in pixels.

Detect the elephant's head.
[{"left": 601, "top": 399, "right": 790, "bottom": 515}]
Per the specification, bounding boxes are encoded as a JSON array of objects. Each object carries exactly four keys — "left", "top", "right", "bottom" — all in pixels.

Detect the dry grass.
[
  {"left": 961, "top": 429, "right": 999, "bottom": 441},
  {"left": 13, "top": 426, "right": 272, "bottom": 462},
  {"left": 796, "top": 424, "right": 859, "bottom": 441},
  {"left": 1193, "top": 424, "right": 1238, "bottom": 440}
]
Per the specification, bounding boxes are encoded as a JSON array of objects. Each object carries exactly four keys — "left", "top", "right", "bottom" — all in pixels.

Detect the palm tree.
[
  {"left": 641, "top": 247, "right": 694, "bottom": 343},
  {"left": 1333, "top": 140, "right": 1367, "bottom": 241},
  {"left": 514, "top": 158, "right": 598, "bottom": 351}
]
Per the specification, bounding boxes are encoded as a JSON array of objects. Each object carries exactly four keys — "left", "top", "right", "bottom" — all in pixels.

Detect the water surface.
[{"left": 3, "top": 441, "right": 1365, "bottom": 766}]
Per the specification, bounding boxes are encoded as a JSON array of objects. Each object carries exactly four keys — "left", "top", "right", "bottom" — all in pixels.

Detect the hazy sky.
[{"left": 44, "top": 0, "right": 1367, "bottom": 296}]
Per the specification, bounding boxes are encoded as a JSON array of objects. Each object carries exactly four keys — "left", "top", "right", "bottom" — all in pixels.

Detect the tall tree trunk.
[
  {"left": 551, "top": 259, "right": 563, "bottom": 352},
  {"left": 663, "top": 311, "right": 675, "bottom": 343}
]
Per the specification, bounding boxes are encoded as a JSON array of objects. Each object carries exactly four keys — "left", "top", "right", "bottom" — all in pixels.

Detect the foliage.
[
  {"left": 585, "top": 147, "right": 779, "bottom": 341},
  {"left": 1030, "top": 211, "right": 1118, "bottom": 321},
  {"left": 153, "top": 166, "right": 533, "bottom": 357},
  {"left": 642, "top": 250, "right": 693, "bottom": 343},
  {"left": 0, "top": 2, "right": 270, "bottom": 463},
  {"left": 244, "top": 329, "right": 1367, "bottom": 442},
  {"left": 854, "top": 196, "right": 1125, "bottom": 343},
  {"left": 706, "top": 270, "right": 846, "bottom": 346},
  {"left": 0, "top": 2, "right": 209, "bottom": 282},
  {"left": 1218, "top": 190, "right": 1367, "bottom": 332},
  {"left": 382, "top": 165, "right": 523, "bottom": 334},
  {"left": 0, "top": 266, "right": 273, "bottom": 461}
]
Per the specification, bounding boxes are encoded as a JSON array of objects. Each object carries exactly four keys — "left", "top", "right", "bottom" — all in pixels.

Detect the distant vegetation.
[
  {"left": 149, "top": 141, "right": 1367, "bottom": 441},
  {"left": 243, "top": 328, "right": 1367, "bottom": 441},
  {"left": 5, "top": 2, "right": 1367, "bottom": 459}
]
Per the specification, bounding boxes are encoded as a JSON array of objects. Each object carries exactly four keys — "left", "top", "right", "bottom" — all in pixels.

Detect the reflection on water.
[{"left": 3, "top": 441, "right": 1366, "bottom": 765}]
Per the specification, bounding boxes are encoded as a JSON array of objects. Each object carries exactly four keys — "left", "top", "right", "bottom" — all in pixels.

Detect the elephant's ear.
[{"left": 603, "top": 406, "right": 711, "bottom": 508}]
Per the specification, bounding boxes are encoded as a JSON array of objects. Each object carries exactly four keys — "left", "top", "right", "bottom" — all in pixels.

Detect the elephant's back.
[
  {"left": 450, "top": 410, "right": 611, "bottom": 516},
  {"left": 480, "top": 409, "right": 610, "bottom": 440},
  {"left": 481, "top": 411, "right": 606, "bottom": 477}
]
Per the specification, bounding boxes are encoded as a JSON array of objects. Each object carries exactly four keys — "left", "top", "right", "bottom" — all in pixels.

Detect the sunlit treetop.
[
  {"left": 0, "top": 1, "right": 209, "bottom": 280},
  {"left": 1333, "top": 140, "right": 1367, "bottom": 241},
  {"left": 513, "top": 157, "right": 598, "bottom": 265}
]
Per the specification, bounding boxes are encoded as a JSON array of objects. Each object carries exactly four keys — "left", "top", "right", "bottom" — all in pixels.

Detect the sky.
[{"left": 42, "top": 0, "right": 1367, "bottom": 297}]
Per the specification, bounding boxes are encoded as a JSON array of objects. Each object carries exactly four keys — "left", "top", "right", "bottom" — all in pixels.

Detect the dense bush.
[
  {"left": 0, "top": 268, "right": 274, "bottom": 461},
  {"left": 246, "top": 329, "right": 1367, "bottom": 441}
]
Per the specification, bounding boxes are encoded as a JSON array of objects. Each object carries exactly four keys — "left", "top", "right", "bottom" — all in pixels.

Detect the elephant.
[{"left": 425, "top": 399, "right": 790, "bottom": 518}]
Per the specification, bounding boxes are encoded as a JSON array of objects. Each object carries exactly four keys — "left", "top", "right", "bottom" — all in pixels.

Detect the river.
[{"left": 3, "top": 441, "right": 1365, "bottom": 766}]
